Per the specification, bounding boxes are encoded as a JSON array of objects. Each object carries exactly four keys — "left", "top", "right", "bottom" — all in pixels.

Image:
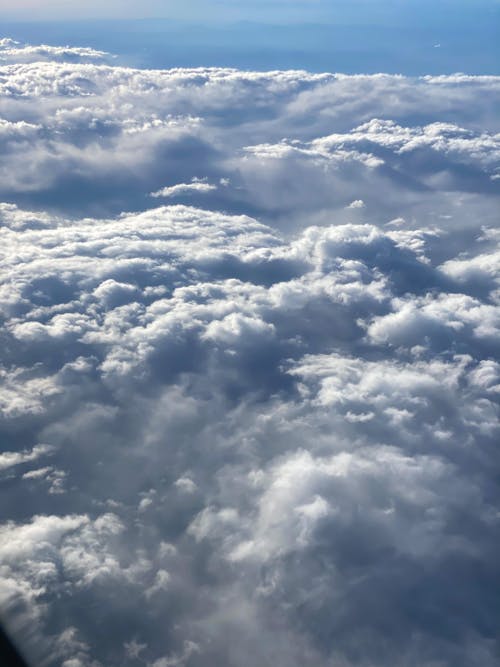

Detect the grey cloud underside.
[{"left": 0, "top": 42, "right": 499, "bottom": 667}]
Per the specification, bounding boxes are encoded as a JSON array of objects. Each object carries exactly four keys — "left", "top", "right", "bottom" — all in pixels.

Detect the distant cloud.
[
  {"left": 151, "top": 179, "right": 217, "bottom": 199},
  {"left": 0, "top": 38, "right": 110, "bottom": 63},
  {"left": 0, "top": 444, "right": 54, "bottom": 472}
]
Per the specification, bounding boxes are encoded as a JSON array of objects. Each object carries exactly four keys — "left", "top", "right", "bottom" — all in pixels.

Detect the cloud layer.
[{"left": 0, "top": 40, "right": 499, "bottom": 667}]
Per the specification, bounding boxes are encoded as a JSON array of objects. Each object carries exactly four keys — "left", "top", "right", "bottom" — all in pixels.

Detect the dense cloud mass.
[{"left": 0, "top": 40, "right": 499, "bottom": 667}]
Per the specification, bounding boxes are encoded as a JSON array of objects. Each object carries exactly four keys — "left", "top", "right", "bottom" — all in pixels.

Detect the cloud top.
[{"left": 0, "top": 38, "right": 499, "bottom": 667}]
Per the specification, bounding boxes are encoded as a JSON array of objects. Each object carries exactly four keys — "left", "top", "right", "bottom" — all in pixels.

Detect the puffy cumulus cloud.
[
  {"left": 0, "top": 41, "right": 499, "bottom": 228},
  {"left": 233, "top": 121, "right": 500, "bottom": 233},
  {"left": 0, "top": 39, "right": 499, "bottom": 667},
  {"left": 151, "top": 179, "right": 219, "bottom": 199},
  {"left": 0, "top": 513, "right": 130, "bottom": 665},
  {"left": 1, "top": 199, "right": 499, "bottom": 667}
]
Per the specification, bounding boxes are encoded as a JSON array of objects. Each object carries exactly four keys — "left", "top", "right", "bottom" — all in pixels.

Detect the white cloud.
[
  {"left": 151, "top": 180, "right": 217, "bottom": 199},
  {"left": 346, "top": 199, "right": 365, "bottom": 209},
  {"left": 0, "top": 444, "right": 54, "bottom": 472},
  {"left": 0, "top": 39, "right": 110, "bottom": 64},
  {"left": 0, "top": 38, "right": 499, "bottom": 667}
]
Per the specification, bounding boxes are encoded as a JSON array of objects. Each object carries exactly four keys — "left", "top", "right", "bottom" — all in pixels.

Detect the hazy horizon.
[{"left": 2, "top": 6, "right": 499, "bottom": 75}]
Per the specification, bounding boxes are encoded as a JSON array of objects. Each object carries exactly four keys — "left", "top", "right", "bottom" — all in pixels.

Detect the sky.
[
  {"left": 1, "top": 1, "right": 499, "bottom": 74},
  {"left": 0, "top": 0, "right": 450, "bottom": 21},
  {"left": 0, "top": 4, "right": 499, "bottom": 667},
  {"left": 0, "top": 0, "right": 497, "bottom": 22}
]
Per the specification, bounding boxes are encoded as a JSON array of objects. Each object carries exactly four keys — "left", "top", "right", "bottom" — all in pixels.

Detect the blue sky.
[{"left": 0, "top": 0, "right": 497, "bottom": 22}]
